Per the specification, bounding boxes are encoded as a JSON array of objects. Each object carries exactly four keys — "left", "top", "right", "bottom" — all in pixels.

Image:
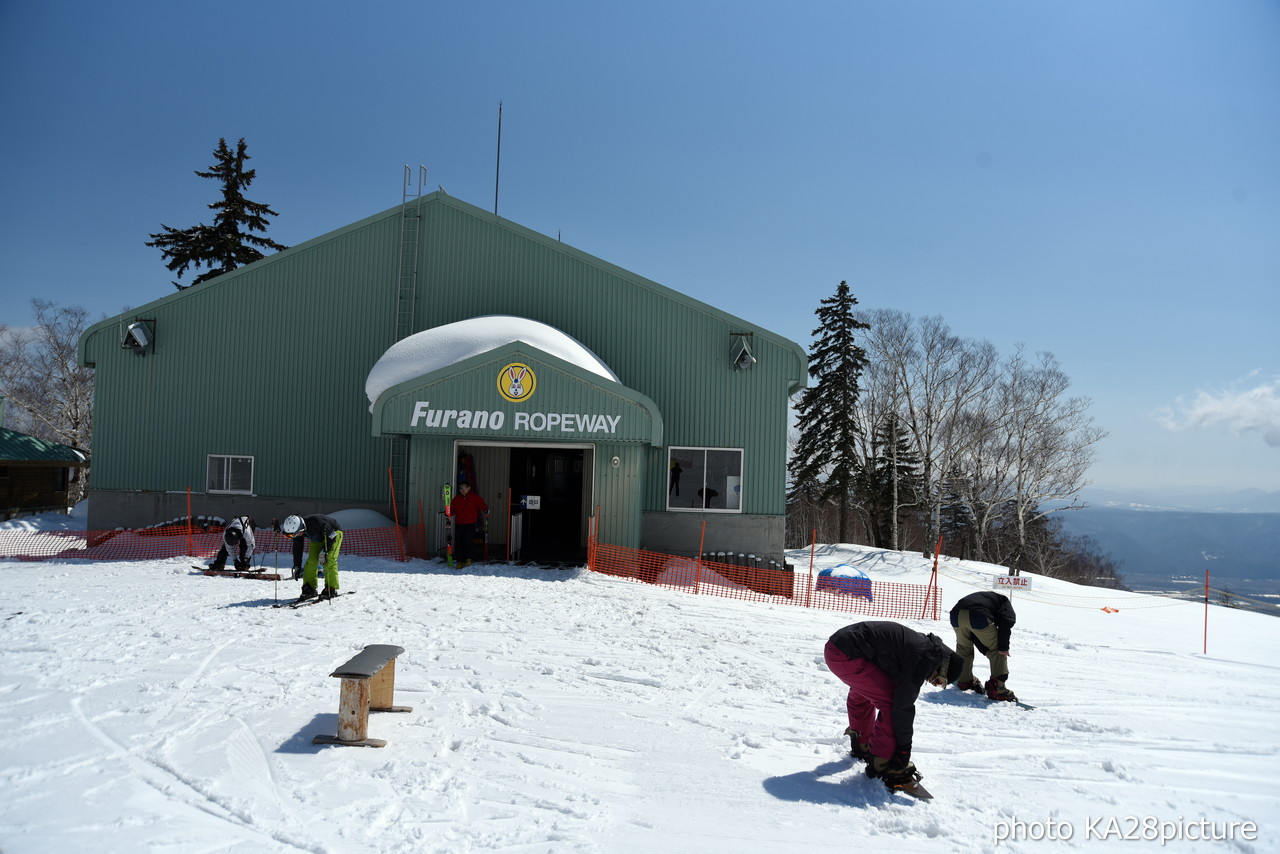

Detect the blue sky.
[{"left": 2, "top": 0, "right": 1277, "bottom": 495}]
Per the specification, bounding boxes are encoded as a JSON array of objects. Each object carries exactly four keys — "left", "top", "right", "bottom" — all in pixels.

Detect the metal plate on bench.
[{"left": 329, "top": 644, "right": 406, "bottom": 679}]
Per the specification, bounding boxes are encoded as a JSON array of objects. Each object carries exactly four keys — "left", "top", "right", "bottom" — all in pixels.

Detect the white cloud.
[{"left": 1156, "top": 372, "right": 1280, "bottom": 447}]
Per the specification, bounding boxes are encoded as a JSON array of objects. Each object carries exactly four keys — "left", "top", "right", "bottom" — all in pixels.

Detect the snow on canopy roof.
[{"left": 365, "top": 315, "right": 618, "bottom": 410}]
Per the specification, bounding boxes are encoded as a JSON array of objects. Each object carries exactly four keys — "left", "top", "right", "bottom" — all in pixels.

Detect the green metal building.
[{"left": 79, "top": 192, "right": 806, "bottom": 563}]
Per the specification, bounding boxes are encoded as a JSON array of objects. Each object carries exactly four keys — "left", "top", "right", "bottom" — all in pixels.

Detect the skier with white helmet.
[{"left": 279, "top": 514, "right": 343, "bottom": 601}]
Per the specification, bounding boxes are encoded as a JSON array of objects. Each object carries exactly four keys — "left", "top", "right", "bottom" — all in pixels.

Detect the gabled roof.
[
  {"left": 0, "top": 428, "right": 89, "bottom": 464},
  {"left": 83, "top": 192, "right": 805, "bottom": 371}
]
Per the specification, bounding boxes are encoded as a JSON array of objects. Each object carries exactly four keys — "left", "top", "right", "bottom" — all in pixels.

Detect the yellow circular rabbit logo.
[{"left": 497, "top": 362, "right": 537, "bottom": 402}]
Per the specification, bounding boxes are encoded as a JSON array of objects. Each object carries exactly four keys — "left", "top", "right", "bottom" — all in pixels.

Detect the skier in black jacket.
[
  {"left": 280, "top": 514, "right": 343, "bottom": 601},
  {"left": 824, "top": 621, "right": 963, "bottom": 789},
  {"left": 950, "top": 591, "right": 1018, "bottom": 701},
  {"left": 207, "top": 515, "right": 255, "bottom": 571}
]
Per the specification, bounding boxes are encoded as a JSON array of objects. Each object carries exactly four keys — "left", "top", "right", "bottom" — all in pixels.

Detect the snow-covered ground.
[{"left": 2, "top": 508, "right": 1277, "bottom": 853}]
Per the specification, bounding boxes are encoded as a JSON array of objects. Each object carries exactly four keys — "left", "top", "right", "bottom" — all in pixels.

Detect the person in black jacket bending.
[
  {"left": 824, "top": 621, "right": 963, "bottom": 789},
  {"left": 950, "top": 591, "right": 1018, "bottom": 702},
  {"left": 207, "top": 515, "right": 255, "bottom": 571}
]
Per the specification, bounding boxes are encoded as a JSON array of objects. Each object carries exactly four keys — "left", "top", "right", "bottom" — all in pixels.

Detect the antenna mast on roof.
[{"left": 494, "top": 101, "right": 503, "bottom": 216}]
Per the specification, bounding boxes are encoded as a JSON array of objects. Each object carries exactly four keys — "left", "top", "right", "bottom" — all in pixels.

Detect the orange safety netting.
[
  {"left": 0, "top": 525, "right": 427, "bottom": 563},
  {"left": 586, "top": 539, "right": 941, "bottom": 620},
  {"left": 2, "top": 526, "right": 939, "bottom": 620}
]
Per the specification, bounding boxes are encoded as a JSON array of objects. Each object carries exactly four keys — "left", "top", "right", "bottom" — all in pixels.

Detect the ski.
[
  {"left": 273, "top": 591, "right": 354, "bottom": 609},
  {"left": 196, "top": 566, "right": 281, "bottom": 581},
  {"left": 443, "top": 482, "right": 454, "bottom": 567}
]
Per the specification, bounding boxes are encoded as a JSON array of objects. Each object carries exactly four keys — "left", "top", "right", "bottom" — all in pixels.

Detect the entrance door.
[{"left": 509, "top": 447, "right": 585, "bottom": 563}]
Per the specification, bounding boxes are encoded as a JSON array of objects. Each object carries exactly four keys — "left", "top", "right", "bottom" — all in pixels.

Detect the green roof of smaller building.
[{"left": 0, "top": 427, "right": 89, "bottom": 464}]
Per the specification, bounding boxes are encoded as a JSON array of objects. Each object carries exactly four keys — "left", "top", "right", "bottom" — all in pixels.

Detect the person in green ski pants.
[{"left": 280, "top": 513, "right": 343, "bottom": 601}]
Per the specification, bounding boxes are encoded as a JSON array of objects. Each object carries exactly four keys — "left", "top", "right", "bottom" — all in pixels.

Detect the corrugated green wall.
[{"left": 82, "top": 211, "right": 401, "bottom": 506}]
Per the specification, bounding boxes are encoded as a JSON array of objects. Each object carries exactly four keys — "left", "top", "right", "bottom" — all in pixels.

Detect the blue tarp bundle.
[{"left": 816, "top": 564, "right": 873, "bottom": 601}]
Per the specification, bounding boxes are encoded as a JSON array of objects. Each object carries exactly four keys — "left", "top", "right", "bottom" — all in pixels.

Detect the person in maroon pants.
[{"left": 823, "top": 620, "right": 963, "bottom": 789}]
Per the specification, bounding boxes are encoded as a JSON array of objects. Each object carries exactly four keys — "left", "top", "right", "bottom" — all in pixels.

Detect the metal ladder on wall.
[
  {"left": 389, "top": 165, "right": 427, "bottom": 523},
  {"left": 395, "top": 165, "right": 426, "bottom": 341}
]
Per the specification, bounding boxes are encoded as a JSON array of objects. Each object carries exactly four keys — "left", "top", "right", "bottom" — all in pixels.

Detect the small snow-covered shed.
[{"left": 0, "top": 397, "right": 89, "bottom": 520}]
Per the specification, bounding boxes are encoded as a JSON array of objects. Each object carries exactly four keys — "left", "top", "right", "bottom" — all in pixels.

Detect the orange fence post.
[
  {"left": 587, "top": 504, "right": 601, "bottom": 570},
  {"left": 417, "top": 499, "right": 425, "bottom": 560},
  {"left": 387, "top": 467, "right": 405, "bottom": 561},
  {"left": 1203, "top": 569, "right": 1209, "bottom": 655},
  {"left": 186, "top": 487, "right": 193, "bottom": 557},
  {"left": 696, "top": 520, "right": 706, "bottom": 594},
  {"left": 805, "top": 529, "right": 817, "bottom": 609},
  {"left": 921, "top": 535, "right": 943, "bottom": 620}
]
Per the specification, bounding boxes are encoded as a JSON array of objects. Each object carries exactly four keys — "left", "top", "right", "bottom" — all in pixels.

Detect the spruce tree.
[
  {"left": 788, "top": 280, "right": 871, "bottom": 544},
  {"left": 146, "top": 138, "right": 287, "bottom": 290},
  {"left": 858, "top": 413, "right": 923, "bottom": 549}
]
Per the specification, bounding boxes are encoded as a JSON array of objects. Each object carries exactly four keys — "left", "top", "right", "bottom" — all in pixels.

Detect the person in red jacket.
[{"left": 448, "top": 482, "right": 488, "bottom": 567}]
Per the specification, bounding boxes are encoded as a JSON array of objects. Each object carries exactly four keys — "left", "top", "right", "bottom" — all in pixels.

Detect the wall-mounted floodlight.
[
  {"left": 730, "top": 332, "right": 756, "bottom": 371},
  {"left": 122, "top": 320, "right": 154, "bottom": 355}
]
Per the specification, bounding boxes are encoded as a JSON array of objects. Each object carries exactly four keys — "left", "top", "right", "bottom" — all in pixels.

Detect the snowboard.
[
  {"left": 963, "top": 684, "right": 1035, "bottom": 711},
  {"left": 273, "top": 590, "right": 353, "bottom": 609},
  {"left": 197, "top": 566, "right": 282, "bottom": 581},
  {"left": 887, "top": 779, "right": 933, "bottom": 800},
  {"left": 986, "top": 696, "right": 1036, "bottom": 711}
]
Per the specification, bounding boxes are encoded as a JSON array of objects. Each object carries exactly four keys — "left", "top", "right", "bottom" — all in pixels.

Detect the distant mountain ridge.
[
  {"left": 1056, "top": 500, "right": 1280, "bottom": 597},
  {"left": 1078, "top": 486, "right": 1280, "bottom": 514}
]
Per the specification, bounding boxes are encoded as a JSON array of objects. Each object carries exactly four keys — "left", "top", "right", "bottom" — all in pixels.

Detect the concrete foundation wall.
[
  {"left": 85, "top": 489, "right": 389, "bottom": 532},
  {"left": 640, "top": 511, "right": 787, "bottom": 565}
]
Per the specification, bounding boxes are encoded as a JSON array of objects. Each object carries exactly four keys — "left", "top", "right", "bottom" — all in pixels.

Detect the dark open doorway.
[{"left": 509, "top": 446, "right": 585, "bottom": 564}]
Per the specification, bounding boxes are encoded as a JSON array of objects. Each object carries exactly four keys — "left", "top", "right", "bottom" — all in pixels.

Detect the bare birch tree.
[
  {"left": 856, "top": 310, "right": 1001, "bottom": 555},
  {"left": 998, "top": 347, "right": 1106, "bottom": 571}
]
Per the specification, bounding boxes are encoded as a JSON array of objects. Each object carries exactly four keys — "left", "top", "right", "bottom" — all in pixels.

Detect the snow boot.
[
  {"left": 298, "top": 584, "right": 318, "bottom": 602},
  {"left": 873, "top": 757, "right": 920, "bottom": 789},
  {"left": 234, "top": 558, "right": 250, "bottom": 571},
  {"left": 843, "top": 727, "right": 874, "bottom": 763},
  {"left": 317, "top": 586, "right": 338, "bottom": 601},
  {"left": 206, "top": 561, "right": 226, "bottom": 571},
  {"left": 957, "top": 679, "right": 985, "bottom": 694},
  {"left": 986, "top": 679, "right": 1018, "bottom": 702}
]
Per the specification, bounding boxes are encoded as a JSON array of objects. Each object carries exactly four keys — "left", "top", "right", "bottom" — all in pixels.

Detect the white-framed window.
[
  {"left": 207, "top": 455, "right": 254, "bottom": 494},
  {"left": 666, "top": 447, "right": 743, "bottom": 513}
]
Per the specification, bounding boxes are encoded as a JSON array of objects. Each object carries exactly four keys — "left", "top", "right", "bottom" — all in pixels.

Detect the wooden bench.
[{"left": 312, "top": 644, "right": 413, "bottom": 747}]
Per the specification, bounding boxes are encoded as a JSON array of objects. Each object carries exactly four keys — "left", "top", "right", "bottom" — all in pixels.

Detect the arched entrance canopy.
[{"left": 369, "top": 330, "right": 662, "bottom": 446}]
